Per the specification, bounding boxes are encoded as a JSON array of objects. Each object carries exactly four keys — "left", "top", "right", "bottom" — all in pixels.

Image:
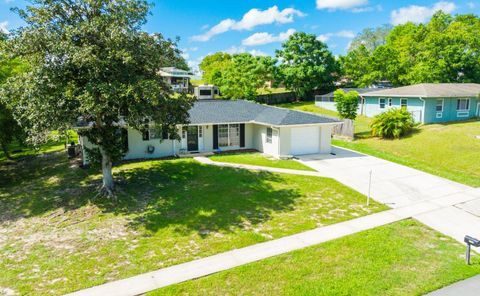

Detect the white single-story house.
[{"left": 78, "top": 99, "right": 341, "bottom": 165}]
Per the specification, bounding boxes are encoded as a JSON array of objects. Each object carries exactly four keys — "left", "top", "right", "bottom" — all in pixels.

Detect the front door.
[
  {"left": 477, "top": 103, "right": 480, "bottom": 117},
  {"left": 187, "top": 126, "right": 199, "bottom": 151}
]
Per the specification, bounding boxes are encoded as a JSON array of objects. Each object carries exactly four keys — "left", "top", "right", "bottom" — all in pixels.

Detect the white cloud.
[
  {"left": 316, "top": 30, "right": 355, "bottom": 42},
  {"left": 0, "top": 21, "right": 9, "bottom": 34},
  {"left": 191, "top": 6, "right": 305, "bottom": 42},
  {"left": 390, "top": 1, "right": 457, "bottom": 25},
  {"left": 351, "top": 5, "right": 382, "bottom": 13},
  {"left": 248, "top": 49, "right": 268, "bottom": 57},
  {"left": 242, "top": 28, "right": 296, "bottom": 46},
  {"left": 316, "top": 0, "right": 369, "bottom": 11},
  {"left": 224, "top": 46, "right": 268, "bottom": 56},
  {"left": 192, "top": 19, "right": 235, "bottom": 42}
]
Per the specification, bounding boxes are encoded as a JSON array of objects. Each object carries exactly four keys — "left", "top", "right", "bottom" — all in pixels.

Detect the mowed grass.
[
  {"left": 151, "top": 219, "right": 480, "bottom": 296},
  {"left": 0, "top": 153, "right": 386, "bottom": 295},
  {"left": 209, "top": 152, "right": 316, "bottom": 171},
  {"left": 0, "top": 130, "right": 78, "bottom": 162},
  {"left": 276, "top": 101, "right": 372, "bottom": 136},
  {"left": 279, "top": 102, "right": 480, "bottom": 187}
]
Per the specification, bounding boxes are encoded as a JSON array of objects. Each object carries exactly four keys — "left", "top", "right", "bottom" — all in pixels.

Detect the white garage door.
[{"left": 290, "top": 127, "right": 319, "bottom": 155}]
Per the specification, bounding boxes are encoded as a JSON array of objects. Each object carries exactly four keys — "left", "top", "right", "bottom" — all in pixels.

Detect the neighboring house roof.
[
  {"left": 362, "top": 83, "right": 480, "bottom": 98},
  {"left": 159, "top": 67, "right": 192, "bottom": 78},
  {"left": 188, "top": 100, "right": 340, "bottom": 126},
  {"left": 320, "top": 88, "right": 387, "bottom": 98}
]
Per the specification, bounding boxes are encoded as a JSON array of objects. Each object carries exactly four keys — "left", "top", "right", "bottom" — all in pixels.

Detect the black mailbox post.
[{"left": 464, "top": 235, "right": 480, "bottom": 265}]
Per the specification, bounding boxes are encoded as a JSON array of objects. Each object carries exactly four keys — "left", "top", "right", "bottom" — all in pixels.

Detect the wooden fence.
[{"left": 255, "top": 92, "right": 296, "bottom": 105}]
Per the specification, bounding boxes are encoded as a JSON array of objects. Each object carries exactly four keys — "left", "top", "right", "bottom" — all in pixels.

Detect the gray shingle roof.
[
  {"left": 188, "top": 100, "right": 340, "bottom": 126},
  {"left": 362, "top": 83, "right": 480, "bottom": 98},
  {"left": 321, "top": 87, "right": 386, "bottom": 98}
]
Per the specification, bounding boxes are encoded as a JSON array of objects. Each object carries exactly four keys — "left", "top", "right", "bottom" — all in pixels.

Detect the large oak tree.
[
  {"left": 3, "top": 0, "right": 194, "bottom": 196},
  {"left": 276, "top": 32, "right": 338, "bottom": 100}
]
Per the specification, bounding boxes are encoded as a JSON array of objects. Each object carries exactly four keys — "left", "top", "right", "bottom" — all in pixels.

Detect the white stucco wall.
[
  {"left": 253, "top": 124, "right": 280, "bottom": 157},
  {"left": 80, "top": 122, "right": 335, "bottom": 164}
]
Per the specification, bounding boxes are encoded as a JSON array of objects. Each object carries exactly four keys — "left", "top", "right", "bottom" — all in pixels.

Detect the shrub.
[
  {"left": 370, "top": 108, "right": 415, "bottom": 139},
  {"left": 334, "top": 89, "right": 359, "bottom": 120}
]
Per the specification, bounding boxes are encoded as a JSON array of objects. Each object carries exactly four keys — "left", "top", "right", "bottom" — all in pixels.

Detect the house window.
[
  {"left": 218, "top": 124, "right": 240, "bottom": 147},
  {"left": 198, "top": 126, "right": 203, "bottom": 138},
  {"left": 142, "top": 119, "right": 161, "bottom": 141},
  {"left": 266, "top": 128, "right": 273, "bottom": 143},
  {"left": 436, "top": 99, "right": 444, "bottom": 112},
  {"left": 148, "top": 128, "right": 161, "bottom": 140},
  {"left": 199, "top": 89, "right": 212, "bottom": 96},
  {"left": 457, "top": 98, "right": 470, "bottom": 111},
  {"left": 218, "top": 124, "right": 229, "bottom": 147},
  {"left": 400, "top": 99, "right": 408, "bottom": 109},
  {"left": 229, "top": 124, "right": 240, "bottom": 146},
  {"left": 379, "top": 98, "right": 386, "bottom": 109},
  {"left": 388, "top": 98, "right": 393, "bottom": 107},
  {"left": 182, "top": 127, "right": 187, "bottom": 139}
]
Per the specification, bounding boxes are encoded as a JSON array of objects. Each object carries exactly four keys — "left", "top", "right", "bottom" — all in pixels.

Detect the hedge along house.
[
  {"left": 361, "top": 83, "right": 480, "bottom": 123},
  {"left": 78, "top": 100, "right": 341, "bottom": 165}
]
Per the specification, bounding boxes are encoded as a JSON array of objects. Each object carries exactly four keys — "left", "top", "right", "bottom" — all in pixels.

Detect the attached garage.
[{"left": 290, "top": 126, "right": 320, "bottom": 155}]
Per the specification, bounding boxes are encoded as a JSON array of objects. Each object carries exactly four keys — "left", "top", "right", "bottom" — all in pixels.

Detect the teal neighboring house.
[{"left": 361, "top": 83, "right": 480, "bottom": 123}]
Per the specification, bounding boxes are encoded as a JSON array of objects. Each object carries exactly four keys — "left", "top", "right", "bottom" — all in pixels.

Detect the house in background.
[
  {"left": 159, "top": 67, "right": 192, "bottom": 93},
  {"left": 315, "top": 88, "right": 383, "bottom": 113},
  {"left": 362, "top": 83, "right": 480, "bottom": 123},
  {"left": 78, "top": 100, "right": 341, "bottom": 165}
]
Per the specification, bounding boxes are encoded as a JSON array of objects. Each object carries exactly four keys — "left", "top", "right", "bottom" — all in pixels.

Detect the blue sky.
[{"left": 0, "top": 0, "right": 478, "bottom": 74}]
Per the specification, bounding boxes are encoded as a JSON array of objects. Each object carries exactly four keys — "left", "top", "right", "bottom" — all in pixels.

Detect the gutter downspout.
[
  {"left": 360, "top": 95, "right": 365, "bottom": 115},
  {"left": 272, "top": 126, "right": 281, "bottom": 159},
  {"left": 418, "top": 97, "right": 425, "bottom": 124}
]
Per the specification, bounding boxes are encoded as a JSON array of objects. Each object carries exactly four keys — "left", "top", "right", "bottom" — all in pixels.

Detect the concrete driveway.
[{"left": 297, "top": 146, "right": 480, "bottom": 245}]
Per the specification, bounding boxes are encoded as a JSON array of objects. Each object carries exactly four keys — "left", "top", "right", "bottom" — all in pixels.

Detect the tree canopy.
[
  {"left": 0, "top": 34, "right": 27, "bottom": 159},
  {"left": 199, "top": 52, "right": 278, "bottom": 100},
  {"left": 2, "top": 0, "right": 194, "bottom": 196},
  {"left": 276, "top": 32, "right": 338, "bottom": 99},
  {"left": 199, "top": 52, "right": 233, "bottom": 85},
  {"left": 342, "top": 12, "right": 480, "bottom": 86}
]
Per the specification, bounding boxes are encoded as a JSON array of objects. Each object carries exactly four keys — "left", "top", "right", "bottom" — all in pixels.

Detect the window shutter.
[
  {"left": 162, "top": 129, "right": 169, "bottom": 140},
  {"left": 142, "top": 130, "right": 149, "bottom": 141},
  {"left": 213, "top": 125, "right": 218, "bottom": 149},
  {"left": 240, "top": 124, "right": 245, "bottom": 148}
]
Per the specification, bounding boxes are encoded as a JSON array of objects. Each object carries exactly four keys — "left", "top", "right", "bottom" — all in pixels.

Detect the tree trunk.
[
  {"left": 1, "top": 141, "right": 12, "bottom": 160},
  {"left": 99, "top": 147, "right": 115, "bottom": 197}
]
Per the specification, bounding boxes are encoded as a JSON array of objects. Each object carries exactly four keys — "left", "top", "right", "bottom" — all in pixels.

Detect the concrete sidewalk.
[
  {"left": 426, "top": 275, "right": 480, "bottom": 296},
  {"left": 68, "top": 200, "right": 444, "bottom": 296},
  {"left": 194, "top": 156, "right": 329, "bottom": 177}
]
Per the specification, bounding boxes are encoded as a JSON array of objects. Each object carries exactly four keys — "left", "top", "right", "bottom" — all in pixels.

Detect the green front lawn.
[
  {"left": 0, "top": 153, "right": 385, "bottom": 295},
  {"left": 278, "top": 102, "right": 480, "bottom": 187},
  {"left": 209, "top": 152, "right": 316, "bottom": 171},
  {"left": 152, "top": 219, "right": 480, "bottom": 295}
]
